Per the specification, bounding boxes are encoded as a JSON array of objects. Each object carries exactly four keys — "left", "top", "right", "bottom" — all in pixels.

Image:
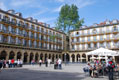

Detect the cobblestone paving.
[{"left": 0, "top": 63, "right": 108, "bottom": 80}]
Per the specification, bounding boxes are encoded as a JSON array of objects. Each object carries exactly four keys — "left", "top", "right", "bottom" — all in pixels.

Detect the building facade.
[
  {"left": 0, "top": 9, "right": 66, "bottom": 63},
  {"left": 69, "top": 20, "right": 119, "bottom": 63},
  {"left": 0, "top": 9, "right": 119, "bottom": 63}
]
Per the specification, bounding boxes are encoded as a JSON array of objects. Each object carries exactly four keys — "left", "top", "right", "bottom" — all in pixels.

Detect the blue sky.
[{"left": 0, "top": 0, "right": 119, "bottom": 27}]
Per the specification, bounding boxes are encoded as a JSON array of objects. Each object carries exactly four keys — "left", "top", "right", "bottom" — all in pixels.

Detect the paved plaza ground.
[{"left": 0, "top": 63, "right": 109, "bottom": 80}]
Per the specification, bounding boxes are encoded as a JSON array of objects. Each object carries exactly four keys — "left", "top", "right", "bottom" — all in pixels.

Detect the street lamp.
[{"left": 65, "top": 53, "right": 66, "bottom": 65}]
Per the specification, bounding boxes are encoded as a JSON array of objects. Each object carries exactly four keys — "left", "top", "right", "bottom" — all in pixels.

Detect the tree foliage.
[{"left": 55, "top": 4, "right": 84, "bottom": 33}]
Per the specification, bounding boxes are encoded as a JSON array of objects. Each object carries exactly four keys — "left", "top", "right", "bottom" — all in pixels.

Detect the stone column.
[
  {"left": 75, "top": 54, "right": 77, "bottom": 62},
  {"left": 27, "top": 53, "right": 30, "bottom": 63},
  {"left": 70, "top": 54, "right": 72, "bottom": 62},
  {"left": 86, "top": 55, "right": 88, "bottom": 62},
  {"left": 14, "top": 51, "right": 17, "bottom": 60},
  {"left": 8, "top": 36, "right": 11, "bottom": 43},
  {"left": 37, "top": 53, "right": 40, "bottom": 62},
  {"left": 21, "top": 52, "right": 24, "bottom": 62},
  {"left": 6, "top": 51, "right": 9, "bottom": 61},
  {"left": 80, "top": 54, "right": 83, "bottom": 62},
  {"left": 33, "top": 53, "right": 36, "bottom": 61}
]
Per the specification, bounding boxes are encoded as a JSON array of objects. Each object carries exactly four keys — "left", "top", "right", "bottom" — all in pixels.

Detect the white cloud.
[
  {"left": 49, "top": 0, "right": 64, "bottom": 3},
  {"left": 57, "top": 0, "right": 64, "bottom": 2},
  {"left": 0, "top": 2, "right": 7, "bottom": 10},
  {"left": 53, "top": 4, "right": 63, "bottom": 12},
  {"left": 52, "top": 0, "right": 95, "bottom": 12},
  {"left": 71, "top": 0, "right": 95, "bottom": 9},
  {"left": 10, "top": 0, "right": 34, "bottom": 7},
  {"left": 30, "top": 9, "right": 49, "bottom": 17},
  {"left": 38, "top": 17, "right": 56, "bottom": 23}
]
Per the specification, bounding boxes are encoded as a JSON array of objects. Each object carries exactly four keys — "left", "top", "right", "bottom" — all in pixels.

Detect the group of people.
[
  {"left": 30, "top": 58, "right": 62, "bottom": 69},
  {"left": 0, "top": 59, "right": 23, "bottom": 72},
  {"left": 54, "top": 58, "right": 62, "bottom": 69},
  {"left": 83, "top": 57, "right": 119, "bottom": 80},
  {"left": 39, "top": 59, "right": 52, "bottom": 67}
]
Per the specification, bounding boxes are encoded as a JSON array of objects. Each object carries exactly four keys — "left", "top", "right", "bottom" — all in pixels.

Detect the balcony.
[
  {"left": 2, "top": 19, "right": 10, "bottom": 24},
  {"left": 29, "top": 35, "right": 34, "bottom": 38},
  {"left": 10, "top": 21, "right": 17, "bottom": 26},
  {"left": 112, "top": 29, "right": 118, "bottom": 32},
  {"left": 11, "top": 31, "right": 16, "bottom": 34},
  {"left": 3, "top": 30, "right": 8, "bottom": 33}
]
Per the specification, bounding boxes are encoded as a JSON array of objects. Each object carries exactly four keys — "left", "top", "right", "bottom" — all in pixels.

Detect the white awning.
[{"left": 86, "top": 48, "right": 118, "bottom": 56}]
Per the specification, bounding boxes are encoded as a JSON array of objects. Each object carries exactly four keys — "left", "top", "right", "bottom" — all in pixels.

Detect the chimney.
[
  {"left": 7, "top": 9, "right": 15, "bottom": 14},
  {"left": 33, "top": 19, "right": 38, "bottom": 23},
  {"left": 15, "top": 12, "right": 22, "bottom": 17},
  {"left": 26, "top": 17, "right": 33, "bottom": 21}
]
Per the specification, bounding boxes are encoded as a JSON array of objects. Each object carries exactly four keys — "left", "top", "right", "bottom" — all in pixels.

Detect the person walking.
[
  {"left": 54, "top": 59, "right": 58, "bottom": 69},
  {"left": 0, "top": 60, "right": 3, "bottom": 72},
  {"left": 108, "top": 58, "right": 115, "bottom": 80},
  {"left": 58, "top": 58, "right": 62, "bottom": 69},
  {"left": 48, "top": 59, "right": 51, "bottom": 66},
  {"left": 11, "top": 59, "right": 14, "bottom": 68},
  {"left": 39, "top": 59, "right": 42, "bottom": 66},
  {"left": 45, "top": 58, "right": 48, "bottom": 67}
]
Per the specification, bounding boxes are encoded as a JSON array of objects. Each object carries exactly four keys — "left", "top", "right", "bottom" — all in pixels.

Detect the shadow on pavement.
[{"left": 0, "top": 68, "right": 86, "bottom": 80}]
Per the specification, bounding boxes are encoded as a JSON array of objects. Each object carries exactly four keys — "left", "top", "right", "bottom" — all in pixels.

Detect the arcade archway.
[
  {"left": 49, "top": 54, "right": 51, "bottom": 59},
  {"left": 52, "top": 54, "right": 54, "bottom": 62},
  {"left": 35, "top": 53, "right": 39, "bottom": 62},
  {"left": 82, "top": 54, "right": 86, "bottom": 63},
  {"left": 40, "top": 53, "right": 43, "bottom": 60},
  {"left": 76, "top": 54, "right": 80, "bottom": 62},
  {"left": 29, "top": 53, "right": 34, "bottom": 62},
  {"left": 0, "top": 51, "right": 7, "bottom": 60},
  {"left": 23, "top": 52, "right": 28, "bottom": 63},
  {"left": 17, "top": 52, "right": 22, "bottom": 60},
  {"left": 9, "top": 51, "right": 15, "bottom": 59},
  {"left": 71, "top": 54, "right": 75, "bottom": 62}
]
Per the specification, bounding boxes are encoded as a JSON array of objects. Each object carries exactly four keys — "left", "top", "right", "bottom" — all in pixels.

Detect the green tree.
[{"left": 55, "top": 4, "right": 84, "bottom": 33}]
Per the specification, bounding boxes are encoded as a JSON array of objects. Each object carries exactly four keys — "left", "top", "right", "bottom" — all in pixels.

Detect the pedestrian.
[
  {"left": 3, "top": 60, "right": 6, "bottom": 68},
  {"left": 48, "top": 59, "right": 51, "bottom": 66},
  {"left": 19, "top": 59, "right": 23, "bottom": 67},
  {"left": 0, "top": 60, "right": 3, "bottom": 72},
  {"left": 45, "top": 58, "right": 48, "bottom": 67},
  {"left": 108, "top": 57, "right": 115, "bottom": 80},
  {"left": 14, "top": 60, "right": 17, "bottom": 67},
  {"left": 54, "top": 59, "right": 58, "bottom": 69},
  {"left": 39, "top": 59, "right": 42, "bottom": 66},
  {"left": 87, "top": 62, "right": 93, "bottom": 77},
  {"left": 58, "top": 58, "right": 62, "bottom": 69},
  {"left": 31, "top": 60, "right": 35, "bottom": 65},
  {"left": 17, "top": 59, "right": 20, "bottom": 67},
  {"left": 11, "top": 59, "right": 14, "bottom": 68}
]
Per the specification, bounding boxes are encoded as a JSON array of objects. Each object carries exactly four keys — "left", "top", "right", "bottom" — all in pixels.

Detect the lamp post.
[{"left": 65, "top": 53, "right": 66, "bottom": 65}]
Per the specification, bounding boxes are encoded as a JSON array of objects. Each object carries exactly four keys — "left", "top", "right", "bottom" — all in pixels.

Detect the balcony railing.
[{"left": 71, "top": 29, "right": 119, "bottom": 38}]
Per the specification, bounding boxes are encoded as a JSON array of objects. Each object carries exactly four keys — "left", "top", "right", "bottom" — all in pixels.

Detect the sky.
[{"left": 0, "top": 0, "right": 119, "bottom": 27}]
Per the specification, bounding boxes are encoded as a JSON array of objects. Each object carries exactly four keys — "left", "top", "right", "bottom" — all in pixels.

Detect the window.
[
  {"left": 93, "top": 36, "right": 96, "bottom": 41},
  {"left": 94, "top": 43, "right": 97, "bottom": 48},
  {"left": 100, "top": 36, "right": 103, "bottom": 40},
  {"left": 72, "top": 39, "right": 74, "bottom": 42},
  {"left": 113, "top": 26, "right": 117, "bottom": 31},
  {"left": 88, "top": 37, "right": 90, "bottom": 41},
  {"left": 92, "top": 29, "right": 97, "bottom": 34},
  {"left": 72, "top": 45, "right": 74, "bottom": 49},
  {"left": 88, "top": 44, "right": 91, "bottom": 48},
  {"left": 88, "top": 31, "right": 90, "bottom": 35}
]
